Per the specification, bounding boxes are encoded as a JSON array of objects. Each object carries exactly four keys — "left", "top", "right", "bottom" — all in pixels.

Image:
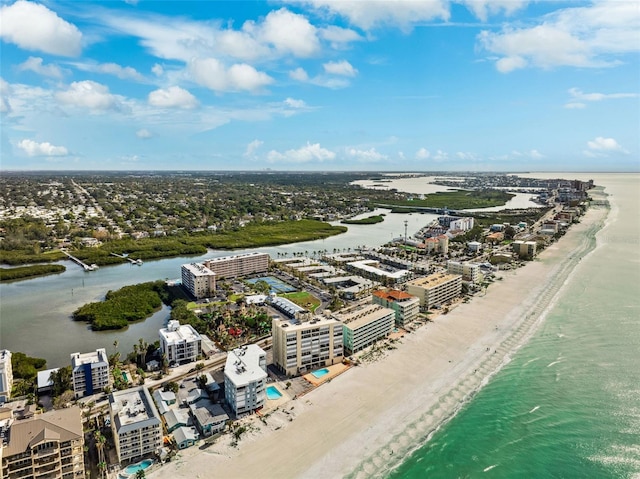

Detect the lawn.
[{"left": 281, "top": 291, "right": 321, "bottom": 312}]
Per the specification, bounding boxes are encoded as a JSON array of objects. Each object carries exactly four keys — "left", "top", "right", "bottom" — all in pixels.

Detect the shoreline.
[{"left": 150, "top": 197, "right": 608, "bottom": 479}]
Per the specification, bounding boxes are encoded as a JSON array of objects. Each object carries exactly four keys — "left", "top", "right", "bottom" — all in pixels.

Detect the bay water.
[{"left": 388, "top": 173, "right": 640, "bottom": 478}]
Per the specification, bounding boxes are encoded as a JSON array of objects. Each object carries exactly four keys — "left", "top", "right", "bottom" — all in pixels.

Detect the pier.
[
  {"left": 110, "top": 252, "right": 143, "bottom": 265},
  {"left": 61, "top": 250, "right": 99, "bottom": 271}
]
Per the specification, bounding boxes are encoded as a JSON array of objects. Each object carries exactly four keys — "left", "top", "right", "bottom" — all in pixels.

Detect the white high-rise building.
[
  {"left": 159, "top": 320, "right": 202, "bottom": 365},
  {"left": 332, "top": 304, "right": 396, "bottom": 356},
  {"left": 204, "top": 252, "right": 269, "bottom": 280},
  {"left": 181, "top": 262, "right": 216, "bottom": 299},
  {"left": 407, "top": 273, "right": 462, "bottom": 310},
  {"left": 109, "top": 386, "right": 163, "bottom": 464},
  {"left": 71, "top": 348, "right": 110, "bottom": 399},
  {"left": 224, "top": 345, "right": 267, "bottom": 417},
  {"left": 272, "top": 315, "right": 343, "bottom": 377},
  {"left": 0, "top": 349, "right": 13, "bottom": 403},
  {"left": 447, "top": 260, "right": 481, "bottom": 284}
]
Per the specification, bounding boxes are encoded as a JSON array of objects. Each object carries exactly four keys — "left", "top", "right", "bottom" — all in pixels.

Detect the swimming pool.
[
  {"left": 311, "top": 368, "right": 330, "bottom": 379},
  {"left": 122, "top": 459, "right": 153, "bottom": 476},
  {"left": 266, "top": 385, "right": 283, "bottom": 400}
]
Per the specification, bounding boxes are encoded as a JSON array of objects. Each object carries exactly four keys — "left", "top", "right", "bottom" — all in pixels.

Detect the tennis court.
[{"left": 246, "top": 276, "right": 297, "bottom": 293}]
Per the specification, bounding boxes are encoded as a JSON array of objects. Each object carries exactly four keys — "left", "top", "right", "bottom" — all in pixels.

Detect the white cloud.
[
  {"left": 17, "top": 57, "right": 65, "bottom": 79},
  {"left": 529, "top": 149, "right": 544, "bottom": 159},
  {"left": 415, "top": 147, "right": 430, "bottom": 159},
  {"left": 567, "top": 87, "right": 638, "bottom": 106},
  {"left": 17, "top": 138, "right": 68, "bottom": 157},
  {"left": 284, "top": 98, "right": 306, "bottom": 108},
  {"left": 71, "top": 62, "right": 144, "bottom": 81},
  {"left": 189, "top": 58, "right": 273, "bottom": 92},
  {"left": 244, "top": 8, "right": 320, "bottom": 57},
  {"left": 151, "top": 64, "right": 164, "bottom": 76},
  {"left": 433, "top": 150, "right": 449, "bottom": 161},
  {"left": 56, "top": 81, "right": 119, "bottom": 111},
  {"left": 323, "top": 60, "right": 358, "bottom": 77},
  {"left": 289, "top": 66, "right": 350, "bottom": 89},
  {"left": 0, "top": 78, "right": 11, "bottom": 113},
  {"left": 136, "top": 128, "right": 153, "bottom": 139},
  {"left": 303, "top": 0, "right": 450, "bottom": 31},
  {"left": 456, "top": 151, "right": 479, "bottom": 161},
  {"left": 148, "top": 86, "right": 198, "bottom": 109},
  {"left": 244, "top": 139, "right": 264, "bottom": 158},
  {"left": 0, "top": 0, "right": 82, "bottom": 56},
  {"left": 587, "top": 136, "right": 628, "bottom": 153},
  {"left": 318, "top": 25, "right": 363, "bottom": 47},
  {"left": 478, "top": 1, "right": 640, "bottom": 72},
  {"left": 289, "top": 67, "right": 309, "bottom": 82},
  {"left": 267, "top": 142, "right": 335, "bottom": 163},
  {"left": 460, "top": 0, "right": 528, "bottom": 22},
  {"left": 347, "top": 147, "right": 386, "bottom": 162}
]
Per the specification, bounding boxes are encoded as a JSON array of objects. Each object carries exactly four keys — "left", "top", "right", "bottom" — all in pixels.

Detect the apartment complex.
[
  {"left": 181, "top": 262, "right": 216, "bottom": 299},
  {"left": 159, "top": 320, "right": 202, "bottom": 365},
  {"left": 423, "top": 235, "right": 449, "bottom": 255},
  {"left": 447, "top": 261, "right": 481, "bottom": 284},
  {"left": 371, "top": 289, "right": 420, "bottom": 327},
  {"left": 224, "top": 345, "right": 267, "bottom": 417},
  {"left": 109, "top": 386, "right": 163, "bottom": 464},
  {"left": 332, "top": 304, "right": 395, "bottom": 356},
  {"left": 203, "top": 252, "right": 269, "bottom": 280},
  {"left": 70, "top": 348, "right": 110, "bottom": 399},
  {"left": 1, "top": 406, "right": 85, "bottom": 479},
  {"left": 512, "top": 240, "right": 537, "bottom": 258},
  {"left": 272, "top": 314, "right": 343, "bottom": 376},
  {"left": 407, "top": 273, "right": 462, "bottom": 310},
  {"left": 0, "top": 350, "right": 12, "bottom": 403}
]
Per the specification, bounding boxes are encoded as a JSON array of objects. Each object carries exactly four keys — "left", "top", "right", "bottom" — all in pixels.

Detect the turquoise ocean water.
[{"left": 389, "top": 174, "right": 640, "bottom": 479}]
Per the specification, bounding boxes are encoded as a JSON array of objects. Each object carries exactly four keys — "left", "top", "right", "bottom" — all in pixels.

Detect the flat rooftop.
[
  {"left": 274, "top": 314, "right": 340, "bottom": 331},
  {"left": 182, "top": 262, "right": 215, "bottom": 276},
  {"left": 71, "top": 348, "right": 108, "bottom": 367},
  {"left": 333, "top": 304, "right": 394, "bottom": 330},
  {"left": 160, "top": 322, "right": 201, "bottom": 343},
  {"left": 224, "top": 345, "right": 267, "bottom": 386},
  {"left": 110, "top": 386, "right": 160, "bottom": 431},
  {"left": 408, "top": 273, "right": 460, "bottom": 289}
]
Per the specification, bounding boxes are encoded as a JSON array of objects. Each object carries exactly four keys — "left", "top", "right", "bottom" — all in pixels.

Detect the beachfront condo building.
[
  {"left": 407, "top": 273, "right": 462, "bottom": 311},
  {"left": 0, "top": 350, "right": 13, "bottom": 403},
  {"left": 512, "top": 240, "right": 538, "bottom": 259},
  {"left": 1, "top": 406, "right": 85, "bottom": 479},
  {"left": 109, "top": 386, "right": 163, "bottom": 464},
  {"left": 371, "top": 290, "right": 420, "bottom": 327},
  {"left": 159, "top": 320, "right": 202, "bottom": 365},
  {"left": 181, "top": 262, "right": 216, "bottom": 299},
  {"left": 70, "top": 348, "right": 110, "bottom": 399},
  {"left": 447, "top": 261, "right": 482, "bottom": 284},
  {"left": 332, "top": 304, "right": 395, "bottom": 356},
  {"left": 224, "top": 345, "right": 267, "bottom": 417},
  {"left": 272, "top": 314, "right": 344, "bottom": 376},
  {"left": 203, "top": 252, "right": 269, "bottom": 280}
]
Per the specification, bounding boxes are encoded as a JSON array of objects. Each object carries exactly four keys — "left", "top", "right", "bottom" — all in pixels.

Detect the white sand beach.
[{"left": 150, "top": 203, "right": 607, "bottom": 479}]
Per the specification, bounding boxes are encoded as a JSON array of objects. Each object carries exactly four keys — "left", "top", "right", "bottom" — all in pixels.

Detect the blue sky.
[{"left": 1, "top": 0, "right": 638, "bottom": 171}]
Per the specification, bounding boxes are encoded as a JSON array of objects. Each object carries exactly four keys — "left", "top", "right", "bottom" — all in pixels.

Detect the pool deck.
[{"left": 303, "top": 363, "right": 351, "bottom": 387}]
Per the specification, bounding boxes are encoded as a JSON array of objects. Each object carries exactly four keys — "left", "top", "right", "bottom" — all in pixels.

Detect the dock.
[
  {"left": 61, "top": 250, "right": 98, "bottom": 271},
  {"left": 110, "top": 252, "right": 143, "bottom": 265}
]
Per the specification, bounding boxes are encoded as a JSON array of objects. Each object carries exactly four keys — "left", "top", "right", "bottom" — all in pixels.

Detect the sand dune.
[{"left": 150, "top": 204, "right": 607, "bottom": 479}]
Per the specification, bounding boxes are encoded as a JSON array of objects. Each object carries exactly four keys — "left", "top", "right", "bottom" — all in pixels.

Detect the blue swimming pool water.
[
  {"left": 266, "top": 385, "right": 283, "bottom": 400},
  {"left": 311, "top": 368, "right": 329, "bottom": 379},
  {"left": 123, "top": 459, "right": 153, "bottom": 475}
]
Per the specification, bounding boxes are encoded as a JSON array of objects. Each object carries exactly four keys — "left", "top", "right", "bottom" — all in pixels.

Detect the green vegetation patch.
[
  {"left": 73, "top": 280, "right": 167, "bottom": 330},
  {"left": 281, "top": 291, "right": 321, "bottom": 312},
  {"left": 191, "top": 219, "right": 347, "bottom": 249},
  {"left": 11, "top": 352, "right": 47, "bottom": 379},
  {"left": 341, "top": 215, "right": 385, "bottom": 225},
  {"left": 376, "top": 189, "right": 514, "bottom": 210},
  {"left": 0, "top": 264, "right": 65, "bottom": 282}
]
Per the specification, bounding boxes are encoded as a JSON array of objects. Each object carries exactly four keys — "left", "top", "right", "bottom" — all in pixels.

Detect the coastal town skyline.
[{"left": 1, "top": 0, "right": 639, "bottom": 171}]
